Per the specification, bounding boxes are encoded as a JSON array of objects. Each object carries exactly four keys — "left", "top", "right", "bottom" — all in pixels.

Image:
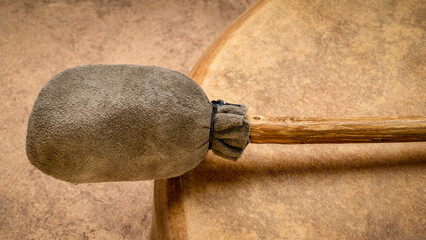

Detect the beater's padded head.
[{"left": 26, "top": 65, "right": 249, "bottom": 183}]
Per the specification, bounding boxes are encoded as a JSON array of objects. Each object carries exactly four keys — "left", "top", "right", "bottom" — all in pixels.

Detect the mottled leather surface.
[
  {"left": 171, "top": 0, "right": 426, "bottom": 239},
  {"left": 0, "top": 0, "right": 255, "bottom": 239},
  {"left": 27, "top": 65, "right": 212, "bottom": 183}
]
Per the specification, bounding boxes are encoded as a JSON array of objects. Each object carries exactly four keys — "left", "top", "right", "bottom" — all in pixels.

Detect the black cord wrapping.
[{"left": 209, "top": 99, "right": 225, "bottom": 149}]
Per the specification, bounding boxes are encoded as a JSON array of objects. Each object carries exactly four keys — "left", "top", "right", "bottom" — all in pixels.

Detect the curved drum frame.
[{"left": 151, "top": 0, "right": 426, "bottom": 239}]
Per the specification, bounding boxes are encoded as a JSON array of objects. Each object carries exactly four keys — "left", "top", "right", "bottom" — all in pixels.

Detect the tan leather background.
[
  {"left": 0, "top": 1, "right": 255, "bottom": 239},
  {"left": 166, "top": 0, "right": 426, "bottom": 239}
]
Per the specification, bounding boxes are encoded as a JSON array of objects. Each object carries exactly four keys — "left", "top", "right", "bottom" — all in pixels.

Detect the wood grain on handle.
[{"left": 248, "top": 115, "right": 426, "bottom": 144}]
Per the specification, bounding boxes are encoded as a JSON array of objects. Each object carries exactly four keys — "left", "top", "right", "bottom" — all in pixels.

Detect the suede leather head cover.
[{"left": 26, "top": 65, "right": 249, "bottom": 183}]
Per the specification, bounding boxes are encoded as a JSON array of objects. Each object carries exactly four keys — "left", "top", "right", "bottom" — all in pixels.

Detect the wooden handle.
[{"left": 248, "top": 115, "right": 426, "bottom": 144}]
